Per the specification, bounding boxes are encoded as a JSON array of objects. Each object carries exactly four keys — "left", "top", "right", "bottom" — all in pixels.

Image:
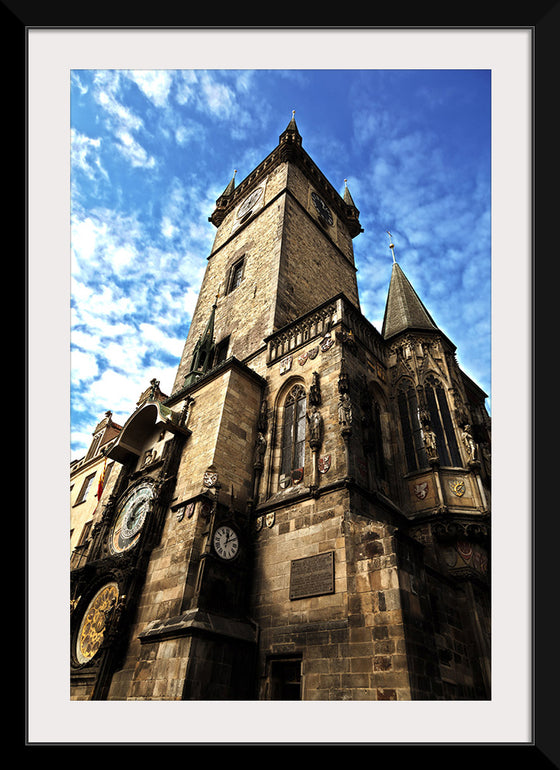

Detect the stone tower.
[{"left": 70, "top": 115, "right": 491, "bottom": 701}]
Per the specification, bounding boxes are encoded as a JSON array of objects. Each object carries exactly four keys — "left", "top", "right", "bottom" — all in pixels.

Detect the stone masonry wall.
[
  {"left": 172, "top": 163, "right": 288, "bottom": 393},
  {"left": 251, "top": 491, "right": 413, "bottom": 700}
]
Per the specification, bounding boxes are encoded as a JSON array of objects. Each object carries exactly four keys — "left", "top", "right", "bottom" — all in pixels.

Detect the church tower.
[{"left": 70, "top": 114, "right": 491, "bottom": 701}]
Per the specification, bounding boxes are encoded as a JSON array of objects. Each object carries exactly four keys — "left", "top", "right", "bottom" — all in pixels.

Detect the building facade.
[
  {"left": 70, "top": 115, "right": 491, "bottom": 701},
  {"left": 70, "top": 411, "right": 122, "bottom": 571}
]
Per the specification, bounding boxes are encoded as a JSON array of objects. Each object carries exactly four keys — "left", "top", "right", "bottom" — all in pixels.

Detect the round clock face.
[
  {"left": 237, "top": 187, "right": 263, "bottom": 219},
  {"left": 213, "top": 525, "right": 240, "bottom": 561},
  {"left": 76, "top": 581, "right": 119, "bottom": 664},
  {"left": 311, "top": 192, "right": 333, "bottom": 225},
  {"left": 109, "top": 483, "right": 154, "bottom": 555}
]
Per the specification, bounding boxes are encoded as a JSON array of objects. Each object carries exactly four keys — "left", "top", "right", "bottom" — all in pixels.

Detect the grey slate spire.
[{"left": 381, "top": 260, "right": 438, "bottom": 340}]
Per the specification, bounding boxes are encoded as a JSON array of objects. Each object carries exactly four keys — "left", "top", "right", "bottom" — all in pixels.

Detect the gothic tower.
[{"left": 70, "top": 114, "right": 491, "bottom": 701}]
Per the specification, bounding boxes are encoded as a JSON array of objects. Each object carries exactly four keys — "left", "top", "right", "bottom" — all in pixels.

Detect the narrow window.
[
  {"left": 424, "top": 376, "right": 461, "bottom": 466},
  {"left": 74, "top": 472, "right": 95, "bottom": 505},
  {"left": 397, "top": 383, "right": 427, "bottom": 473},
  {"left": 214, "top": 335, "right": 230, "bottom": 366},
  {"left": 280, "top": 384, "right": 306, "bottom": 487},
  {"left": 77, "top": 520, "right": 93, "bottom": 547},
  {"left": 227, "top": 258, "right": 244, "bottom": 294}
]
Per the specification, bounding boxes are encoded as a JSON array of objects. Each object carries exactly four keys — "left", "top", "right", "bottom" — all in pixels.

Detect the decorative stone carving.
[
  {"left": 254, "top": 431, "right": 267, "bottom": 466},
  {"left": 338, "top": 392, "right": 353, "bottom": 428},
  {"left": 461, "top": 424, "right": 478, "bottom": 461},
  {"left": 306, "top": 406, "right": 323, "bottom": 448},
  {"left": 309, "top": 371, "right": 321, "bottom": 406}
]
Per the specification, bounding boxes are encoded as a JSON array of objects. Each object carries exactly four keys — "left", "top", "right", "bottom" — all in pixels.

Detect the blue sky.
[{"left": 70, "top": 68, "right": 491, "bottom": 460}]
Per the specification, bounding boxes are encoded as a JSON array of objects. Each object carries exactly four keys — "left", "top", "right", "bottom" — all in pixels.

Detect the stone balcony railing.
[{"left": 265, "top": 293, "right": 386, "bottom": 366}]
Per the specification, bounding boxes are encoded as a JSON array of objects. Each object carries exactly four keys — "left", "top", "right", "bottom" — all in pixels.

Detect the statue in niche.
[
  {"left": 254, "top": 431, "right": 267, "bottom": 466},
  {"left": 309, "top": 371, "right": 321, "bottom": 406},
  {"left": 306, "top": 405, "right": 323, "bottom": 446},
  {"left": 461, "top": 424, "right": 478, "bottom": 461},
  {"left": 423, "top": 425, "right": 438, "bottom": 460},
  {"left": 338, "top": 392, "right": 353, "bottom": 428}
]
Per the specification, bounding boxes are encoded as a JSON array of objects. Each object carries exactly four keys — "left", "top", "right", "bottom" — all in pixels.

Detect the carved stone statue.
[
  {"left": 309, "top": 371, "right": 321, "bottom": 406},
  {"left": 254, "top": 431, "right": 267, "bottom": 465},
  {"left": 149, "top": 378, "right": 160, "bottom": 399},
  {"left": 306, "top": 406, "right": 323, "bottom": 445},
  {"left": 338, "top": 392, "right": 352, "bottom": 427},
  {"left": 461, "top": 424, "right": 478, "bottom": 460},
  {"left": 423, "top": 426, "right": 438, "bottom": 459}
]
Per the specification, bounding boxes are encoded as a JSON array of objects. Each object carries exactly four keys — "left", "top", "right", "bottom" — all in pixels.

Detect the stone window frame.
[
  {"left": 214, "top": 335, "right": 230, "bottom": 366},
  {"left": 74, "top": 472, "right": 96, "bottom": 506},
  {"left": 226, "top": 256, "right": 245, "bottom": 294},
  {"left": 277, "top": 381, "right": 307, "bottom": 490}
]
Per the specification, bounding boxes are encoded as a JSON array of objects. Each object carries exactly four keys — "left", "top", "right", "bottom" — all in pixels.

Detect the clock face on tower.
[
  {"left": 311, "top": 191, "right": 333, "bottom": 225},
  {"left": 109, "top": 482, "right": 154, "bottom": 555},
  {"left": 75, "top": 581, "right": 119, "bottom": 664},
  {"left": 213, "top": 524, "right": 240, "bottom": 561},
  {"left": 236, "top": 187, "right": 263, "bottom": 220}
]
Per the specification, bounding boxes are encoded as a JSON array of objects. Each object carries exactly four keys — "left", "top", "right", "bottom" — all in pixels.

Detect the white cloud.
[
  {"left": 127, "top": 70, "right": 173, "bottom": 108},
  {"left": 139, "top": 322, "right": 185, "bottom": 359},
  {"left": 71, "top": 349, "right": 99, "bottom": 384},
  {"left": 71, "top": 130, "right": 106, "bottom": 181},
  {"left": 88, "top": 368, "right": 145, "bottom": 422},
  {"left": 96, "top": 83, "right": 143, "bottom": 133},
  {"left": 71, "top": 216, "right": 107, "bottom": 266},
  {"left": 114, "top": 128, "right": 156, "bottom": 169},
  {"left": 112, "top": 244, "right": 136, "bottom": 272}
]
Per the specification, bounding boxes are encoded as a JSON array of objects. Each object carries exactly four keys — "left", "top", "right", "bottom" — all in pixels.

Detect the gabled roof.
[{"left": 381, "top": 261, "right": 439, "bottom": 339}]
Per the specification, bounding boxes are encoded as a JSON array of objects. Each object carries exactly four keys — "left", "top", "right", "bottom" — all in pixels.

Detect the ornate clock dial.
[
  {"left": 213, "top": 524, "right": 240, "bottom": 561},
  {"left": 311, "top": 191, "right": 333, "bottom": 225},
  {"left": 236, "top": 187, "right": 263, "bottom": 219},
  {"left": 76, "top": 582, "right": 119, "bottom": 664},
  {"left": 110, "top": 482, "right": 154, "bottom": 554}
]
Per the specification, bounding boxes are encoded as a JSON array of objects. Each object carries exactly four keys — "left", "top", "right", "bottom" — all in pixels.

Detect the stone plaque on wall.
[{"left": 289, "top": 551, "right": 334, "bottom": 600}]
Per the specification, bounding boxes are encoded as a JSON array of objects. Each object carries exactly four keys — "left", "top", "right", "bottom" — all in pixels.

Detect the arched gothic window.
[
  {"left": 397, "top": 381, "right": 427, "bottom": 473},
  {"left": 424, "top": 375, "right": 461, "bottom": 467},
  {"left": 280, "top": 384, "right": 306, "bottom": 487}
]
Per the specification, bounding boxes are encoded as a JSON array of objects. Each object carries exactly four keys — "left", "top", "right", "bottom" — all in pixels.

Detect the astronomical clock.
[{"left": 70, "top": 399, "right": 189, "bottom": 700}]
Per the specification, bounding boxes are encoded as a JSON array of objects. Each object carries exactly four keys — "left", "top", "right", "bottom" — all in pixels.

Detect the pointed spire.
[
  {"left": 200, "top": 293, "right": 218, "bottom": 343},
  {"left": 279, "top": 110, "right": 302, "bottom": 150},
  {"left": 221, "top": 169, "right": 237, "bottom": 198},
  {"left": 184, "top": 296, "right": 218, "bottom": 386},
  {"left": 209, "top": 171, "right": 237, "bottom": 227},
  {"left": 343, "top": 179, "right": 357, "bottom": 209},
  {"left": 342, "top": 179, "right": 363, "bottom": 237},
  {"left": 381, "top": 255, "right": 438, "bottom": 340},
  {"left": 286, "top": 109, "right": 299, "bottom": 135}
]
